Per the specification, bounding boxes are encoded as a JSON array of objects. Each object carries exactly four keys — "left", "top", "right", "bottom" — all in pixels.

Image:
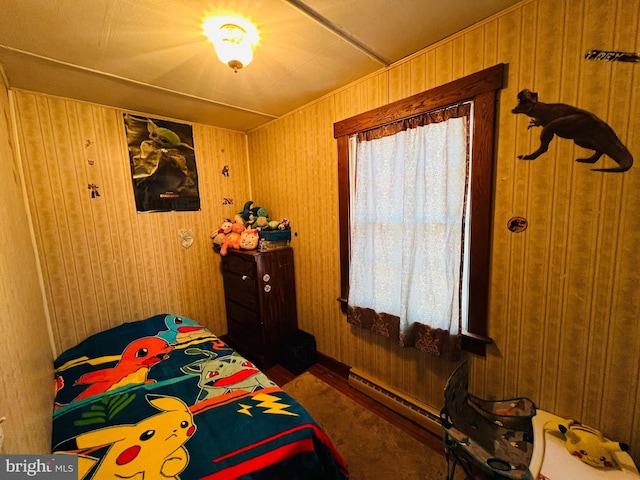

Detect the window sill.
[
  {"left": 461, "top": 331, "right": 492, "bottom": 357},
  {"left": 337, "top": 297, "right": 348, "bottom": 313},
  {"left": 339, "top": 297, "right": 492, "bottom": 357}
]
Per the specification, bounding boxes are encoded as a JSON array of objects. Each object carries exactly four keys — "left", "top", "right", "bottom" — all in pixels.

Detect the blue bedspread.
[{"left": 52, "top": 314, "right": 348, "bottom": 479}]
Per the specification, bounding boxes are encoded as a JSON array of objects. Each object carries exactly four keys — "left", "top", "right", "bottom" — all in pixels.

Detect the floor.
[{"left": 265, "top": 361, "right": 447, "bottom": 456}]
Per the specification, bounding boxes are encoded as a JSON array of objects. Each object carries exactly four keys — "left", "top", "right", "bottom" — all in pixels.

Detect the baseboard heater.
[{"left": 347, "top": 368, "right": 444, "bottom": 437}]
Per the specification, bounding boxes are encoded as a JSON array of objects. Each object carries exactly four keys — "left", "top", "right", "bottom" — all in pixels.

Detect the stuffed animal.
[
  {"left": 256, "top": 207, "right": 269, "bottom": 219},
  {"left": 238, "top": 200, "right": 265, "bottom": 224},
  {"left": 233, "top": 214, "right": 246, "bottom": 226},
  {"left": 239, "top": 228, "right": 259, "bottom": 250},
  {"left": 544, "top": 419, "right": 630, "bottom": 468},
  {"left": 220, "top": 222, "right": 245, "bottom": 256},
  {"left": 254, "top": 216, "right": 269, "bottom": 229},
  {"left": 277, "top": 218, "right": 290, "bottom": 230},
  {"left": 211, "top": 219, "right": 232, "bottom": 246},
  {"left": 252, "top": 207, "right": 270, "bottom": 230}
]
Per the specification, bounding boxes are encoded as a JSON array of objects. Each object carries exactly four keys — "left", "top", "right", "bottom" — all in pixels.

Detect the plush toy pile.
[{"left": 210, "top": 201, "right": 291, "bottom": 256}]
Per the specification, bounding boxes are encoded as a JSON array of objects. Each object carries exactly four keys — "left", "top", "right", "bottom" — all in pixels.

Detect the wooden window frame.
[{"left": 334, "top": 63, "right": 506, "bottom": 356}]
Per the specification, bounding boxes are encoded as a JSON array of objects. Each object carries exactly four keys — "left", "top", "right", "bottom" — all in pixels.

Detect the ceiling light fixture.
[{"left": 204, "top": 18, "right": 258, "bottom": 73}]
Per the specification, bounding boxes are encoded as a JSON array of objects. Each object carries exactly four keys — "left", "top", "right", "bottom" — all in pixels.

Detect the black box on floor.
[{"left": 280, "top": 329, "right": 317, "bottom": 374}]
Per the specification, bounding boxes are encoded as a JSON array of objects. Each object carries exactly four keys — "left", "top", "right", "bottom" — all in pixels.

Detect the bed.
[{"left": 51, "top": 313, "right": 349, "bottom": 479}]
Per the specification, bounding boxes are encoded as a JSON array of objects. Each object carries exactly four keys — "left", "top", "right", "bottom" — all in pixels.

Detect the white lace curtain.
[{"left": 347, "top": 104, "right": 470, "bottom": 358}]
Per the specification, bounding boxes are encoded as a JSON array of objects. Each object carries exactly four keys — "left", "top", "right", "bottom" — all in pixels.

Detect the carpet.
[{"left": 282, "top": 372, "right": 464, "bottom": 480}]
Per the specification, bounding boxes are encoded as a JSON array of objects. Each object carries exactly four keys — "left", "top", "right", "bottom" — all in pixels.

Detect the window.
[{"left": 334, "top": 64, "right": 506, "bottom": 357}]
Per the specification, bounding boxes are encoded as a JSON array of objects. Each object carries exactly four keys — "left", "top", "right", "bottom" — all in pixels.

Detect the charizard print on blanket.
[
  {"left": 51, "top": 314, "right": 348, "bottom": 480},
  {"left": 71, "top": 336, "right": 172, "bottom": 401}
]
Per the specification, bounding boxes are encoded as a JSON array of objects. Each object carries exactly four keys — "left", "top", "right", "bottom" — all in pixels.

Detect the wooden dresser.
[{"left": 220, "top": 247, "right": 298, "bottom": 369}]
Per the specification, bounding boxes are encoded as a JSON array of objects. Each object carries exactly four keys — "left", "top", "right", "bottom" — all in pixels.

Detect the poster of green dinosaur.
[{"left": 123, "top": 114, "right": 201, "bottom": 212}]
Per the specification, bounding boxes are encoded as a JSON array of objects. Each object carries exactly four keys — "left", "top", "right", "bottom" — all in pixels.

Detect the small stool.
[{"left": 280, "top": 329, "right": 316, "bottom": 375}]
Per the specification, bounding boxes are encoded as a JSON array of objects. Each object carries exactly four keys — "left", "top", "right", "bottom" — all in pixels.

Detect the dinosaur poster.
[{"left": 123, "top": 114, "right": 201, "bottom": 212}]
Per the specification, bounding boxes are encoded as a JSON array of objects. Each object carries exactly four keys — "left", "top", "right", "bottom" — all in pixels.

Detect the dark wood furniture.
[{"left": 221, "top": 247, "right": 298, "bottom": 368}]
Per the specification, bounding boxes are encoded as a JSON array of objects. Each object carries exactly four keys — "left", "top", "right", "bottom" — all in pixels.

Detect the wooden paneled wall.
[
  {"left": 12, "top": 92, "right": 251, "bottom": 356},
  {"left": 0, "top": 71, "right": 52, "bottom": 453},
  {"left": 6, "top": 0, "right": 639, "bottom": 463},
  {"left": 248, "top": 0, "right": 640, "bottom": 464}
]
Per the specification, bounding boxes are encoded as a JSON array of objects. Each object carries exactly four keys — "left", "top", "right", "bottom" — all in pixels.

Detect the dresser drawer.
[
  {"left": 227, "top": 318, "right": 263, "bottom": 360},
  {"left": 219, "top": 247, "right": 297, "bottom": 369},
  {"left": 222, "top": 273, "right": 258, "bottom": 310},
  {"left": 225, "top": 299, "right": 261, "bottom": 330},
  {"left": 222, "top": 253, "right": 256, "bottom": 277}
]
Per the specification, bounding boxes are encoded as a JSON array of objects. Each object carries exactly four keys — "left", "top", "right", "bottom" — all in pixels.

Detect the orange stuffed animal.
[
  {"left": 220, "top": 222, "right": 245, "bottom": 256},
  {"left": 239, "top": 228, "right": 259, "bottom": 250}
]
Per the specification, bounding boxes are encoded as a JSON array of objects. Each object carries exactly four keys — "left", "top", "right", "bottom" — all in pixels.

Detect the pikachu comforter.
[{"left": 52, "top": 313, "right": 348, "bottom": 479}]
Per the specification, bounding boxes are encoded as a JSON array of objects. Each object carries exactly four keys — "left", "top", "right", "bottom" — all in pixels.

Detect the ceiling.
[{"left": 0, "top": 0, "right": 521, "bottom": 132}]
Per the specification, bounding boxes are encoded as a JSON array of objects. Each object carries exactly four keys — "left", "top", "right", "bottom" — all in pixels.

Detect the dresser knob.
[
  {"left": 263, "top": 274, "right": 270, "bottom": 282},
  {"left": 242, "top": 275, "right": 249, "bottom": 281},
  {"left": 264, "top": 285, "right": 272, "bottom": 293}
]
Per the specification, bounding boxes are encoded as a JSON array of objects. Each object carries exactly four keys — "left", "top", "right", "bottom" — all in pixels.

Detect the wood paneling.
[
  {"left": 248, "top": 0, "right": 640, "bottom": 465},
  {"left": 13, "top": 92, "right": 251, "bottom": 355},
  {"left": 0, "top": 76, "right": 52, "bottom": 453},
  {"left": 5, "top": 0, "right": 640, "bottom": 464}
]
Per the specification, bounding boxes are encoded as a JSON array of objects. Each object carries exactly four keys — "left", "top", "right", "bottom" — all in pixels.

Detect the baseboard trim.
[
  {"left": 347, "top": 368, "right": 444, "bottom": 437},
  {"left": 315, "top": 353, "right": 444, "bottom": 438},
  {"left": 316, "top": 351, "right": 351, "bottom": 380}
]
